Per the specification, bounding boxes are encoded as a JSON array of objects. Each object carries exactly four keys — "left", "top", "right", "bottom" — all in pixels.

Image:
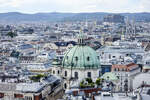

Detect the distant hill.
[{"left": 0, "top": 12, "right": 150, "bottom": 23}]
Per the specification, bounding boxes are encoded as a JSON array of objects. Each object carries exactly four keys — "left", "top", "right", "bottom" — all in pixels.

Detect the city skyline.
[{"left": 0, "top": 0, "right": 150, "bottom": 14}]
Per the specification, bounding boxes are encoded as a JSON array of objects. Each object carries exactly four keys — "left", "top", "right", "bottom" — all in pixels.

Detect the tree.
[
  {"left": 79, "top": 79, "right": 95, "bottom": 88},
  {"left": 7, "top": 31, "right": 17, "bottom": 38},
  {"left": 96, "top": 78, "right": 101, "bottom": 86},
  {"left": 10, "top": 50, "right": 20, "bottom": 58},
  {"left": 30, "top": 74, "right": 46, "bottom": 82},
  {"left": 86, "top": 78, "right": 93, "bottom": 83},
  {"left": 80, "top": 80, "right": 86, "bottom": 88}
]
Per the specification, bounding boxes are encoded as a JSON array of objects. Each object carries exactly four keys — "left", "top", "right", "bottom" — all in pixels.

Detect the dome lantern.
[{"left": 77, "top": 29, "right": 86, "bottom": 46}]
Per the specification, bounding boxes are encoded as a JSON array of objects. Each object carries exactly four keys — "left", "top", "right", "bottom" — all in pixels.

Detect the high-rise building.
[{"left": 103, "top": 14, "right": 125, "bottom": 23}]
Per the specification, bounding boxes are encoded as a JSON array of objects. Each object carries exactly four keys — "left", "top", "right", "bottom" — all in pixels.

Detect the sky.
[{"left": 0, "top": 0, "right": 150, "bottom": 13}]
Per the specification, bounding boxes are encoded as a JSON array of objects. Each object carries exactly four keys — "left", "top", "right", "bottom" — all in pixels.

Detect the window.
[
  {"left": 60, "top": 57, "right": 63, "bottom": 60},
  {"left": 87, "top": 56, "right": 90, "bottom": 61},
  {"left": 109, "top": 54, "right": 111, "bottom": 59},
  {"left": 120, "top": 56, "right": 122, "bottom": 59},
  {"left": 65, "top": 71, "right": 67, "bottom": 77},
  {"left": 146, "top": 62, "right": 150, "bottom": 64},
  {"left": 58, "top": 70, "right": 60, "bottom": 74},
  {"left": 113, "top": 56, "right": 115, "bottom": 58},
  {"left": 64, "top": 83, "right": 67, "bottom": 89},
  {"left": 97, "top": 56, "right": 99, "bottom": 60},
  {"left": 53, "top": 70, "right": 55, "bottom": 74},
  {"left": 75, "top": 56, "right": 78, "bottom": 61},
  {"left": 117, "top": 76, "right": 119, "bottom": 79},
  {"left": 25, "top": 96, "right": 32, "bottom": 100},
  {"left": 66, "top": 56, "right": 69, "bottom": 60},
  {"left": 99, "top": 71, "right": 101, "bottom": 77},
  {"left": 87, "top": 72, "right": 91, "bottom": 78},
  {"left": 74, "top": 72, "right": 78, "bottom": 79}
]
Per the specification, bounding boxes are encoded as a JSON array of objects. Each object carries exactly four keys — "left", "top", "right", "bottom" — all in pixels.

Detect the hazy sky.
[{"left": 0, "top": 0, "right": 150, "bottom": 13}]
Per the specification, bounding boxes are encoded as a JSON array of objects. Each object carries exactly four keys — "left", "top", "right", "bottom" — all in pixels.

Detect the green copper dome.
[{"left": 62, "top": 45, "right": 100, "bottom": 69}]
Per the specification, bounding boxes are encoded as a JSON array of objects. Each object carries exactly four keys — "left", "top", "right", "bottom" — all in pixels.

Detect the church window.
[
  {"left": 74, "top": 72, "right": 78, "bottom": 79},
  {"left": 65, "top": 71, "right": 67, "bottom": 77},
  {"left": 66, "top": 56, "right": 69, "bottom": 59},
  {"left": 53, "top": 70, "right": 55, "bottom": 74},
  {"left": 87, "top": 72, "right": 91, "bottom": 78},
  {"left": 75, "top": 56, "right": 78, "bottom": 61},
  {"left": 64, "top": 83, "right": 67, "bottom": 89},
  {"left": 87, "top": 56, "right": 90, "bottom": 61}
]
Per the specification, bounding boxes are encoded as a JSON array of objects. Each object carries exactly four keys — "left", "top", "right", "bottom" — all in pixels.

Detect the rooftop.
[
  {"left": 99, "top": 46, "right": 144, "bottom": 53},
  {"left": 16, "top": 82, "right": 44, "bottom": 93}
]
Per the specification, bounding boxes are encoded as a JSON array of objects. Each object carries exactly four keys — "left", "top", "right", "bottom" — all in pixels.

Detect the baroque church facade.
[{"left": 52, "top": 32, "right": 101, "bottom": 89}]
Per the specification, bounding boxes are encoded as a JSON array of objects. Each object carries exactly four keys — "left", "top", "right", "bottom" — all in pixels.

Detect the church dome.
[{"left": 62, "top": 32, "right": 100, "bottom": 69}]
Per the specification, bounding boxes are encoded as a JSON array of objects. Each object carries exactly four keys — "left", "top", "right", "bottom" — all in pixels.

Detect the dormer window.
[
  {"left": 66, "top": 56, "right": 69, "bottom": 59},
  {"left": 75, "top": 56, "right": 78, "bottom": 61},
  {"left": 87, "top": 56, "right": 90, "bottom": 61}
]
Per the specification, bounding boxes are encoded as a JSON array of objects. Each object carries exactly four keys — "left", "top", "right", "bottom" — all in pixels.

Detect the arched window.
[
  {"left": 74, "top": 72, "right": 78, "bottom": 79},
  {"left": 64, "top": 83, "right": 67, "bottom": 89},
  {"left": 58, "top": 70, "right": 60, "bottom": 74},
  {"left": 87, "top": 72, "right": 91, "bottom": 78},
  {"left": 87, "top": 56, "right": 90, "bottom": 61},
  {"left": 65, "top": 71, "right": 67, "bottom": 77},
  {"left": 53, "top": 70, "right": 55, "bottom": 74}
]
